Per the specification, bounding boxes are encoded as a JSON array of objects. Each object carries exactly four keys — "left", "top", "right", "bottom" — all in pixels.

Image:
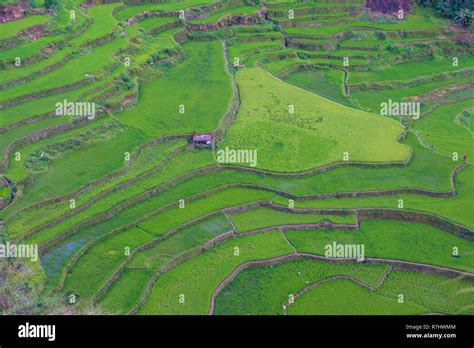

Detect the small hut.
[{"left": 192, "top": 130, "right": 214, "bottom": 149}]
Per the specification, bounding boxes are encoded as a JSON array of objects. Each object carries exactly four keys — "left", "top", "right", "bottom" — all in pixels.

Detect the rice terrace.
[{"left": 1, "top": 0, "right": 474, "bottom": 323}]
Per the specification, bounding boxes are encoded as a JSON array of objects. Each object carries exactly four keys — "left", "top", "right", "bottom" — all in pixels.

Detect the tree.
[
  {"left": 455, "top": 8, "right": 473, "bottom": 28},
  {"left": 28, "top": 0, "right": 37, "bottom": 9}
]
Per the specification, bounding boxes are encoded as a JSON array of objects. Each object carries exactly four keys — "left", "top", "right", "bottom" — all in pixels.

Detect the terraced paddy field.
[{"left": 0, "top": 0, "right": 473, "bottom": 320}]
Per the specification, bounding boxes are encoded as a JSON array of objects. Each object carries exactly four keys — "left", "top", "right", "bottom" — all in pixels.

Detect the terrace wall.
[{"left": 186, "top": 10, "right": 266, "bottom": 32}]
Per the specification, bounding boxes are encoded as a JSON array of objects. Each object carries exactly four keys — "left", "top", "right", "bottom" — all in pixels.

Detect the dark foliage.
[
  {"left": 366, "top": 0, "right": 412, "bottom": 14},
  {"left": 415, "top": 0, "right": 473, "bottom": 19}
]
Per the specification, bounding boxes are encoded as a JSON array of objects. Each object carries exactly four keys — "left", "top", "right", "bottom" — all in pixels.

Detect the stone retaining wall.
[{"left": 186, "top": 9, "right": 265, "bottom": 32}]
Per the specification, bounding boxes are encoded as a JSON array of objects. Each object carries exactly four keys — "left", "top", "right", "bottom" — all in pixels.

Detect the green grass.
[
  {"left": 270, "top": 11, "right": 351, "bottom": 22},
  {"left": 6, "top": 120, "right": 146, "bottom": 218},
  {"left": 97, "top": 268, "right": 154, "bottom": 314},
  {"left": 415, "top": 99, "right": 474, "bottom": 157},
  {"left": 340, "top": 39, "right": 383, "bottom": 48},
  {"left": 0, "top": 38, "right": 126, "bottom": 104},
  {"left": 351, "top": 75, "right": 474, "bottom": 113},
  {"left": 289, "top": 268, "right": 474, "bottom": 315},
  {"left": 274, "top": 164, "right": 474, "bottom": 231},
  {"left": 0, "top": 46, "right": 75, "bottom": 86},
  {"left": 138, "top": 16, "right": 178, "bottom": 31},
  {"left": 130, "top": 214, "right": 233, "bottom": 269},
  {"left": 9, "top": 123, "right": 458, "bottom": 246},
  {"left": 220, "top": 67, "right": 409, "bottom": 172},
  {"left": 259, "top": 53, "right": 369, "bottom": 75},
  {"left": 229, "top": 207, "right": 356, "bottom": 233},
  {"left": 283, "top": 15, "right": 441, "bottom": 37},
  {"left": 284, "top": 220, "right": 474, "bottom": 272},
  {"left": 16, "top": 128, "right": 457, "bottom": 244},
  {"left": 6, "top": 138, "right": 183, "bottom": 227},
  {"left": 118, "top": 40, "right": 232, "bottom": 138},
  {"left": 282, "top": 67, "right": 350, "bottom": 105},
  {"left": 296, "top": 17, "right": 353, "bottom": 25},
  {"left": 69, "top": 3, "right": 122, "bottom": 45},
  {"left": 22, "top": 149, "right": 214, "bottom": 245},
  {"left": 0, "top": 15, "right": 50, "bottom": 41},
  {"left": 136, "top": 188, "right": 275, "bottom": 236},
  {"left": 350, "top": 58, "right": 474, "bottom": 84},
  {"left": 0, "top": 35, "right": 64, "bottom": 61},
  {"left": 129, "top": 26, "right": 182, "bottom": 65},
  {"left": 98, "top": 214, "right": 233, "bottom": 314},
  {"left": 214, "top": 258, "right": 388, "bottom": 315},
  {"left": 376, "top": 269, "right": 474, "bottom": 314},
  {"left": 113, "top": 1, "right": 212, "bottom": 21},
  {"left": 288, "top": 278, "right": 427, "bottom": 315},
  {"left": 328, "top": 48, "right": 378, "bottom": 58},
  {"left": 139, "top": 230, "right": 294, "bottom": 314},
  {"left": 32, "top": 146, "right": 454, "bottom": 286},
  {"left": 0, "top": 116, "right": 70, "bottom": 161},
  {"left": 226, "top": 39, "right": 283, "bottom": 67},
  {"left": 63, "top": 226, "right": 154, "bottom": 301},
  {"left": 0, "top": 186, "right": 9, "bottom": 198}
]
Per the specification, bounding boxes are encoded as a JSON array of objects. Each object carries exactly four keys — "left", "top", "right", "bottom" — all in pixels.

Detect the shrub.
[
  {"left": 120, "top": 74, "right": 130, "bottom": 83},
  {"left": 403, "top": 45, "right": 415, "bottom": 58},
  {"left": 343, "top": 30, "right": 354, "bottom": 40},
  {"left": 44, "top": 0, "right": 59, "bottom": 11},
  {"left": 375, "top": 31, "right": 386, "bottom": 40},
  {"left": 297, "top": 52, "right": 308, "bottom": 60},
  {"left": 386, "top": 44, "right": 398, "bottom": 53}
]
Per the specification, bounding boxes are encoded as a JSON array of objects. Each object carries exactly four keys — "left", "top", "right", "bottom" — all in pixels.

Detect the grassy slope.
[
  {"left": 290, "top": 269, "right": 474, "bottom": 314},
  {"left": 0, "top": 35, "right": 64, "bottom": 61},
  {"left": 285, "top": 220, "right": 474, "bottom": 273},
  {"left": 282, "top": 68, "right": 350, "bottom": 106},
  {"left": 0, "top": 38, "right": 126, "bottom": 104},
  {"left": 214, "top": 259, "right": 388, "bottom": 315},
  {"left": 118, "top": 40, "right": 232, "bottom": 138},
  {"left": 69, "top": 3, "right": 122, "bottom": 45},
  {"left": 229, "top": 207, "right": 356, "bottom": 233},
  {"left": 288, "top": 278, "right": 427, "bottom": 315},
  {"left": 220, "top": 67, "right": 409, "bottom": 172},
  {"left": 99, "top": 214, "right": 232, "bottom": 314},
  {"left": 0, "top": 15, "right": 50, "bottom": 41},
  {"left": 139, "top": 230, "right": 294, "bottom": 314}
]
